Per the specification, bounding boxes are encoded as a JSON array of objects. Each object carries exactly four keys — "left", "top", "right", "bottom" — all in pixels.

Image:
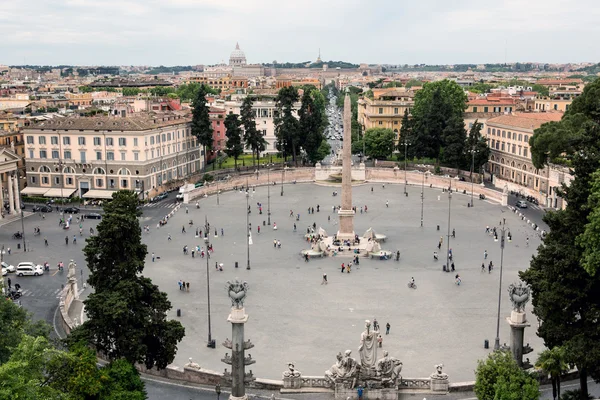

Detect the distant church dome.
[{"left": 229, "top": 43, "right": 247, "bottom": 66}]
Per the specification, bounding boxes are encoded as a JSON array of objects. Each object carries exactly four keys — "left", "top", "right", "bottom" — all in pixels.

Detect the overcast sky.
[{"left": 2, "top": 0, "right": 599, "bottom": 66}]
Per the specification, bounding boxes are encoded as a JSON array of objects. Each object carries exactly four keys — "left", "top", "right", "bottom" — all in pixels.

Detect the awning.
[
  {"left": 20, "top": 187, "right": 49, "bottom": 196},
  {"left": 43, "top": 188, "right": 77, "bottom": 198},
  {"left": 83, "top": 189, "right": 116, "bottom": 199}
]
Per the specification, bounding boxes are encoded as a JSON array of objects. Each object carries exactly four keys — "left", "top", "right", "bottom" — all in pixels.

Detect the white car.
[
  {"left": 16, "top": 262, "right": 44, "bottom": 276},
  {"left": 1, "top": 261, "right": 15, "bottom": 273},
  {"left": 1, "top": 269, "right": 6, "bottom": 276}
]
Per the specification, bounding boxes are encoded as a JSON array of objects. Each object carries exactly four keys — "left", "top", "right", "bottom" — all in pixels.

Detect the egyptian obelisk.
[{"left": 337, "top": 94, "right": 355, "bottom": 240}]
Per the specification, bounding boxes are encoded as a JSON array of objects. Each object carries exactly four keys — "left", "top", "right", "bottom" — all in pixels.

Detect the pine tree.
[
  {"left": 191, "top": 85, "right": 213, "bottom": 171},
  {"left": 224, "top": 113, "right": 244, "bottom": 170},
  {"left": 240, "top": 96, "right": 266, "bottom": 165},
  {"left": 274, "top": 86, "right": 300, "bottom": 164}
]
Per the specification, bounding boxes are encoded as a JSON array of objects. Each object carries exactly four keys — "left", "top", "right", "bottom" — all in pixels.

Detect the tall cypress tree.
[
  {"left": 191, "top": 85, "right": 213, "bottom": 171},
  {"left": 240, "top": 96, "right": 266, "bottom": 165},
  {"left": 274, "top": 86, "right": 300, "bottom": 164},
  {"left": 224, "top": 113, "right": 244, "bottom": 170},
  {"left": 69, "top": 191, "right": 185, "bottom": 370}
]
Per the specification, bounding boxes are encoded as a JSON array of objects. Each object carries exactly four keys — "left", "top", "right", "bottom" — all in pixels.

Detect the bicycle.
[{"left": 407, "top": 281, "right": 417, "bottom": 289}]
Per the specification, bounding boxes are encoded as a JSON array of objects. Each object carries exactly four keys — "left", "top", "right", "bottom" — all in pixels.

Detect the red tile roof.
[{"left": 487, "top": 112, "right": 563, "bottom": 130}]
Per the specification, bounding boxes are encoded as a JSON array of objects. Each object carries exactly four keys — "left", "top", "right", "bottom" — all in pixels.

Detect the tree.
[
  {"left": 532, "top": 84, "right": 550, "bottom": 97},
  {"left": 405, "top": 79, "right": 424, "bottom": 89},
  {"left": 224, "top": 113, "right": 244, "bottom": 170},
  {"left": 474, "top": 350, "right": 539, "bottom": 400},
  {"left": 299, "top": 89, "right": 327, "bottom": 164},
  {"left": 363, "top": 128, "right": 395, "bottom": 159},
  {"left": 240, "top": 96, "right": 266, "bottom": 166},
  {"left": 191, "top": 85, "right": 213, "bottom": 171},
  {"left": 314, "top": 139, "right": 332, "bottom": 162},
  {"left": 465, "top": 120, "right": 491, "bottom": 176},
  {"left": 70, "top": 191, "right": 185, "bottom": 370},
  {"left": 520, "top": 78, "right": 600, "bottom": 399},
  {"left": 536, "top": 347, "right": 569, "bottom": 400},
  {"left": 440, "top": 115, "right": 467, "bottom": 168},
  {"left": 398, "top": 109, "right": 412, "bottom": 150},
  {"left": 274, "top": 86, "right": 300, "bottom": 164}
]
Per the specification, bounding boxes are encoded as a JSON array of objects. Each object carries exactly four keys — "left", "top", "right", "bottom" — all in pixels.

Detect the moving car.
[
  {"left": 1, "top": 261, "right": 15, "bottom": 273},
  {"left": 516, "top": 200, "right": 528, "bottom": 209},
  {"left": 32, "top": 205, "right": 53, "bottom": 212},
  {"left": 64, "top": 207, "right": 80, "bottom": 214},
  {"left": 16, "top": 262, "right": 44, "bottom": 276},
  {"left": 86, "top": 212, "right": 102, "bottom": 219}
]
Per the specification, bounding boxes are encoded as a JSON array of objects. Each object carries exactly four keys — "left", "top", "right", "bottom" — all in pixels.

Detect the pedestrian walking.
[
  {"left": 178, "top": 280, "right": 183, "bottom": 290},
  {"left": 182, "top": 281, "right": 186, "bottom": 290},
  {"left": 341, "top": 263, "right": 345, "bottom": 273},
  {"left": 65, "top": 236, "right": 69, "bottom": 245},
  {"left": 304, "top": 253, "right": 309, "bottom": 262},
  {"left": 186, "top": 282, "right": 190, "bottom": 291},
  {"left": 481, "top": 262, "right": 485, "bottom": 272},
  {"left": 451, "top": 262, "right": 455, "bottom": 272},
  {"left": 73, "top": 235, "right": 77, "bottom": 244},
  {"left": 488, "top": 262, "right": 492, "bottom": 274},
  {"left": 273, "top": 239, "right": 277, "bottom": 248},
  {"left": 452, "top": 229, "right": 456, "bottom": 238},
  {"left": 322, "top": 273, "right": 328, "bottom": 285},
  {"left": 357, "top": 385, "right": 364, "bottom": 400},
  {"left": 386, "top": 322, "right": 390, "bottom": 335},
  {"left": 152, "top": 252, "right": 155, "bottom": 262},
  {"left": 257, "top": 226, "right": 261, "bottom": 234},
  {"left": 293, "top": 223, "right": 297, "bottom": 231},
  {"left": 484, "top": 250, "right": 488, "bottom": 259},
  {"left": 221, "top": 228, "right": 224, "bottom": 236},
  {"left": 328, "top": 215, "right": 331, "bottom": 222},
  {"left": 373, "top": 319, "right": 379, "bottom": 331},
  {"left": 526, "top": 237, "right": 529, "bottom": 247},
  {"left": 378, "top": 335, "right": 383, "bottom": 348},
  {"left": 182, "top": 226, "right": 186, "bottom": 234},
  {"left": 386, "top": 200, "right": 389, "bottom": 208},
  {"left": 168, "top": 234, "right": 172, "bottom": 241},
  {"left": 44, "top": 237, "right": 48, "bottom": 246},
  {"left": 7, "top": 278, "right": 11, "bottom": 289}
]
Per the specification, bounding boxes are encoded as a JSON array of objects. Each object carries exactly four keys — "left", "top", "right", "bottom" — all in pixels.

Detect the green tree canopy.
[
  {"left": 70, "top": 191, "right": 185, "bottom": 370},
  {"left": 466, "top": 120, "right": 491, "bottom": 173},
  {"left": 364, "top": 128, "right": 395, "bottom": 159},
  {"left": 274, "top": 86, "right": 300, "bottom": 163},
  {"left": 474, "top": 350, "right": 539, "bottom": 400},
  {"left": 191, "top": 85, "right": 213, "bottom": 170},
  {"left": 224, "top": 113, "right": 244, "bottom": 169},
  {"left": 536, "top": 346, "right": 569, "bottom": 400},
  {"left": 240, "top": 96, "right": 266, "bottom": 166}
]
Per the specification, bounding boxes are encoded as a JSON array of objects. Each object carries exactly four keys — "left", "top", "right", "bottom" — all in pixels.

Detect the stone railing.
[
  {"left": 299, "top": 376, "right": 330, "bottom": 388},
  {"left": 58, "top": 281, "right": 77, "bottom": 335},
  {"left": 398, "top": 377, "right": 432, "bottom": 390}
]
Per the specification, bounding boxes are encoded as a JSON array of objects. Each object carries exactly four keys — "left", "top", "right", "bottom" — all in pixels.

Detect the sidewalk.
[{"left": 0, "top": 211, "right": 33, "bottom": 228}]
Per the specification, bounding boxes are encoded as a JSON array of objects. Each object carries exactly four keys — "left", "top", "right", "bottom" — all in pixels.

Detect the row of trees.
[
  {"left": 79, "top": 83, "right": 219, "bottom": 101},
  {"left": 519, "top": 78, "right": 600, "bottom": 399}
]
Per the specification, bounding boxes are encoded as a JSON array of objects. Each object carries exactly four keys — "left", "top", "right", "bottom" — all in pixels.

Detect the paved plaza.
[
  {"left": 0, "top": 182, "right": 545, "bottom": 383},
  {"left": 140, "top": 182, "right": 544, "bottom": 382}
]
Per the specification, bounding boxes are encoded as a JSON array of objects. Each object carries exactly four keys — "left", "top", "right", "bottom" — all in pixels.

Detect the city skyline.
[{"left": 1, "top": 0, "right": 600, "bottom": 66}]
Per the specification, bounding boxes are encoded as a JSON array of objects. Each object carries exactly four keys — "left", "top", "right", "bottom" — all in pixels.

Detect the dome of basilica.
[{"left": 229, "top": 43, "right": 247, "bottom": 66}]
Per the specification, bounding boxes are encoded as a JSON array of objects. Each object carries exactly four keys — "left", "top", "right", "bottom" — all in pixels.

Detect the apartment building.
[
  {"left": 357, "top": 88, "right": 415, "bottom": 141},
  {"left": 188, "top": 75, "right": 248, "bottom": 92},
  {"left": 20, "top": 113, "right": 201, "bottom": 200},
  {"left": 485, "top": 112, "right": 569, "bottom": 208}
]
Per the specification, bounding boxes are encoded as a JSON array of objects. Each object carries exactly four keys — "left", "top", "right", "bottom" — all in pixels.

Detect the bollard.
[
  {"left": 263, "top": 220, "right": 266, "bottom": 226},
  {"left": 177, "top": 309, "right": 181, "bottom": 317},
  {"left": 235, "top": 261, "right": 239, "bottom": 268},
  {"left": 484, "top": 339, "right": 489, "bottom": 349},
  {"left": 405, "top": 192, "right": 408, "bottom": 197},
  {"left": 17, "top": 243, "right": 21, "bottom": 249},
  {"left": 437, "top": 225, "right": 440, "bottom": 231}
]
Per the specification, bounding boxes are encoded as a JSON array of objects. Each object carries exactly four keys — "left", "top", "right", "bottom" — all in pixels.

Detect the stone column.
[
  {"left": 337, "top": 94, "right": 355, "bottom": 241},
  {"left": 0, "top": 176, "right": 4, "bottom": 218},
  {"left": 13, "top": 174, "right": 20, "bottom": 214},
  {"left": 7, "top": 175, "right": 15, "bottom": 215},
  {"left": 506, "top": 310, "right": 530, "bottom": 367}
]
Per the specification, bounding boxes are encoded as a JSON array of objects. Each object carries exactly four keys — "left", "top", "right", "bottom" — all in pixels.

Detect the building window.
[
  {"left": 29, "top": 150, "right": 34, "bottom": 159},
  {"left": 492, "top": 129, "right": 496, "bottom": 135},
  {"left": 54, "top": 177, "right": 60, "bottom": 185},
  {"left": 513, "top": 132, "right": 517, "bottom": 140},
  {"left": 121, "top": 179, "right": 128, "bottom": 188},
  {"left": 51, "top": 150, "right": 59, "bottom": 159},
  {"left": 67, "top": 177, "right": 73, "bottom": 185},
  {"left": 518, "top": 134, "right": 522, "bottom": 141},
  {"left": 96, "top": 152, "right": 102, "bottom": 160},
  {"left": 518, "top": 146, "right": 522, "bottom": 155},
  {"left": 512, "top": 144, "right": 516, "bottom": 153},
  {"left": 156, "top": 135, "right": 160, "bottom": 143},
  {"left": 96, "top": 178, "right": 103, "bottom": 187},
  {"left": 394, "top": 107, "right": 399, "bottom": 114},
  {"left": 524, "top": 135, "right": 529, "bottom": 142},
  {"left": 39, "top": 136, "right": 46, "bottom": 145},
  {"left": 80, "top": 151, "right": 86, "bottom": 163},
  {"left": 162, "top": 134, "right": 166, "bottom": 142},
  {"left": 94, "top": 137, "right": 101, "bottom": 146},
  {"left": 524, "top": 148, "right": 528, "bottom": 157},
  {"left": 106, "top": 137, "right": 114, "bottom": 146},
  {"left": 134, "top": 152, "right": 139, "bottom": 161},
  {"left": 502, "top": 131, "right": 506, "bottom": 138},
  {"left": 118, "top": 137, "right": 126, "bottom": 146},
  {"left": 51, "top": 136, "right": 58, "bottom": 145},
  {"left": 42, "top": 176, "right": 49, "bottom": 184},
  {"left": 121, "top": 152, "right": 126, "bottom": 161},
  {"left": 151, "top": 150, "right": 154, "bottom": 158},
  {"left": 26, "top": 136, "right": 34, "bottom": 144},
  {"left": 491, "top": 139, "right": 495, "bottom": 147},
  {"left": 484, "top": 106, "right": 488, "bottom": 112},
  {"left": 473, "top": 107, "right": 478, "bottom": 113},
  {"left": 30, "top": 176, "right": 36, "bottom": 184},
  {"left": 63, "top": 136, "right": 71, "bottom": 145},
  {"left": 150, "top": 136, "right": 155, "bottom": 145},
  {"left": 107, "top": 152, "right": 115, "bottom": 160},
  {"left": 78, "top": 137, "right": 85, "bottom": 145},
  {"left": 501, "top": 143, "right": 505, "bottom": 151},
  {"left": 109, "top": 179, "right": 115, "bottom": 188},
  {"left": 133, "top": 138, "right": 138, "bottom": 146},
  {"left": 167, "top": 133, "right": 171, "bottom": 140},
  {"left": 378, "top": 108, "right": 383, "bottom": 114},
  {"left": 378, "top": 121, "right": 383, "bottom": 125},
  {"left": 64, "top": 151, "right": 71, "bottom": 159}
]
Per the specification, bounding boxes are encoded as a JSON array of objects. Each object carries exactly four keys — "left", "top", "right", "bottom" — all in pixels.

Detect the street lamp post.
[
  {"left": 402, "top": 141, "right": 410, "bottom": 195},
  {"left": 267, "top": 165, "right": 271, "bottom": 226},
  {"left": 420, "top": 171, "right": 425, "bottom": 227},
  {"left": 246, "top": 179, "right": 251, "bottom": 270},
  {"left": 280, "top": 166, "right": 284, "bottom": 196},
  {"left": 216, "top": 173, "right": 219, "bottom": 205},
  {"left": 494, "top": 221, "right": 507, "bottom": 350},
  {"left": 205, "top": 215, "right": 213, "bottom": 347},
  {"left": 445, "top": 178, "right": 452, "bottom": 272},
  {"left": 15, "top": 171, "right": 26, "bottom": 251}
]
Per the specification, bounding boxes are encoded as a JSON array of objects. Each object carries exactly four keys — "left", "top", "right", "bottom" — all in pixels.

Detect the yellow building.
[
  {"left": 533, "top": 96, "right": 572, "bottom": 112},
  {"left": 357, "top": 88, "right": 415, "bottom": 141},
  {"left": 187, "top": 75, "right": 248, "bottom": 92},
  {"left": 64, "top": 91, "right": 93, "bottom": 107}
]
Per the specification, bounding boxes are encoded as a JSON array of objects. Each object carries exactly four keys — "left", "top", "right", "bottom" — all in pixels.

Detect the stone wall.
[
  {"left": 315, "top": 163, "right": 366, "bottom": 181},
  {"left": 58, "top": 283, "right": 76, "bottom": 335}
]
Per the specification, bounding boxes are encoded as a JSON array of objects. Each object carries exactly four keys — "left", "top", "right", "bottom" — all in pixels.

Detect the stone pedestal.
[
  {"left": 227, "top": 307, "right": 249, "bottom": 399},
  {"left": 283, "top": 376, "right": 302, "bottom": 389},
  {"left": 506, "top": 311, "right": 530, "bottom": 367},
  {"left": 337, "top": 209, "right": 355, "bottom": 241},
  {"left": 430, "top": 377, "right": 449, "bottom": 392}
]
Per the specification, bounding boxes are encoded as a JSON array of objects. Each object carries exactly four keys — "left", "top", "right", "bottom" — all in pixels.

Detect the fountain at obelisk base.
[{"left": 302, "top": 94, "right": 392, "bottom": 260}]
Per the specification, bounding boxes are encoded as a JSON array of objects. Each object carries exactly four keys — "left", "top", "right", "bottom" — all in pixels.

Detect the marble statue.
[
  {"left": 185, "top": 357, "right": 201, "bottom": 370},
  {"left": 431, "top": 363, "right": 448, "bottom": 380},
  {"left": 503, "top": 184, "right": 508, "bottom": 195},
  {"left": 282, "top": 362, "right": 302, "bottom": 378},
  {"left": 376, "top": 351, "right": 403, "bottom": 386},
  {"left": 508, "top": 281, "right": 530, "bottom": 312},
  {"left": 358, "top": 320, "right": 379, "bottom": 369},
  {"left": 325, "top": 350, "right": 359, "bottom": 387},
  {"left": 226, "top": 278, "right": 249, "bottom": 309},
  {"left": 67, "top": 260, "right": 76, "bottom": 280}
]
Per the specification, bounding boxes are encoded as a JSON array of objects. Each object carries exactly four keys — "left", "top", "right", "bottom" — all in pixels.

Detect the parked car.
[
  {"left": 32, "top": 205, "right": 53, "bottom": 213},
  {"left": 16, "top": 262, "right": 44, "bottom": 276},
  {"left": 1, "top": 261, "right": 16, "bottom": 273},
  {"left": 86, "top": 212, "right": 102, "bottom": 219},
  {"left": 516, "top": 200, "right": 528, "bottom": 209},
  {"left": 64, "top": 207, "right": 80, "bottom": 214}
]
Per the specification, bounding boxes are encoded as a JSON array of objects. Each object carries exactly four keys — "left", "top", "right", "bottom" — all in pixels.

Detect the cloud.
[{"left": 0, "top": 0, "right": 598, "bottom": 65}]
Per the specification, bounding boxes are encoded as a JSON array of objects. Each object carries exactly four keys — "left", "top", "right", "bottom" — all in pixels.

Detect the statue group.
[{"left": 325, "top": 320, "right": 403, "bottom": 389}]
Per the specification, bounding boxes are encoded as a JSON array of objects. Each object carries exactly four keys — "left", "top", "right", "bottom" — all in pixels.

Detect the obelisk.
[{"left": 337, "top": 94, "right": 355, "bottom": 241}]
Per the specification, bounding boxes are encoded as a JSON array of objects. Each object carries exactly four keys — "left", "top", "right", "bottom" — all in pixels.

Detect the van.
[{"left": 16, "top": 262, "right": 44, "bottom": 276}]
